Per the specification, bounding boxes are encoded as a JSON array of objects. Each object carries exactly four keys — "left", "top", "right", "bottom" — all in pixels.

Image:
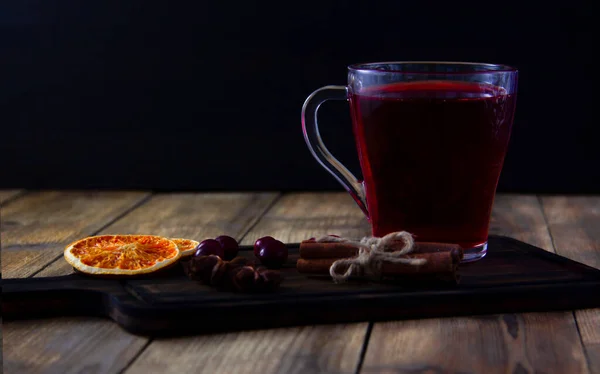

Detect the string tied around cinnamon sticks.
[{"left": 314, "top": 231, "right": 426, "bottom": 283}]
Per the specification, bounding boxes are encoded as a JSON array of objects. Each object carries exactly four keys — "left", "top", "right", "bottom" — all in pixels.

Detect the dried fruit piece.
[
  {"left": 188, "top": 255, "right": 282, "bottom": 292},
  {"left": 190, "top": 255, "right": 222, "bottom": 284},
  {"left": 256, "top": 267, "right": 283, "bottom": 291},
  {"left": 64, "top": 235, "right": 180, "bottom": 276},
  {"left": 231, "top": 266, "right": 256, "bottom": 292},
  {"left": 228, "top": 256, "right": 252, "bottom": 268},
  {"left": 170, "top": 238, "right": 200, "bottom": 257}
]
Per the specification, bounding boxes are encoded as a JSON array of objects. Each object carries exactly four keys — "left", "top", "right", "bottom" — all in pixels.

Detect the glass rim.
[{"left": 348, "top": 61, "right": 518, "bottom": 75}]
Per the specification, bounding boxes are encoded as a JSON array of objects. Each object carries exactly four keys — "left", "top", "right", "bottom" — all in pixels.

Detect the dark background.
[{"left": 2, "top": 1, "right": 597, "bottom": 193}]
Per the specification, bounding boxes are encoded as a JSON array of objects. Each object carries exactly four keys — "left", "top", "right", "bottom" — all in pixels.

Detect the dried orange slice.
[
  {"left": 170, "top": 238, "right": 199, "bottom": 257},
  {"left": 64, "top": 235, "right": 181, "bottom": 275}
]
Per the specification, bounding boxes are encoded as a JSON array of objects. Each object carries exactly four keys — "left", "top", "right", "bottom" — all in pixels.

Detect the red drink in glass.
[
  {"left": 302, "top": 62, "right": 518, "bottom": 261},
  {"left": 350, "top": 81, "right": 516, "bottom": 248}
]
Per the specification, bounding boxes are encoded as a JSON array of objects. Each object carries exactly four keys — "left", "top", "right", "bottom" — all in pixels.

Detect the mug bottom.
[{"left": 461, "top": 242, "right": 488, "bottom": 262}]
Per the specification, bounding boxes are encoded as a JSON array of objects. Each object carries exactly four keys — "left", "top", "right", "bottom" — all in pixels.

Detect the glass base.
[{"left": 461, "top": 242, "right": 488, "bottom": 263}]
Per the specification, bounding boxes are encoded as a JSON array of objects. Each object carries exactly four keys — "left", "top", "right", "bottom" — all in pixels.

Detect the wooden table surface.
[{"left": 1, "top": 190, "right": 599, "bottom": 374}]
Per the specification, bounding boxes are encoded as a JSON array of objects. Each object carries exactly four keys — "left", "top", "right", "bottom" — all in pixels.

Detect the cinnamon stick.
[
  {"left": 296, "top": 258, "right": 349, "bottom": 274},
  {"left": 299, "top": 240, "right": 463, "bottom": 260},
  {"left": 296, "top": 248, "right": 461, "bottom": 276}
]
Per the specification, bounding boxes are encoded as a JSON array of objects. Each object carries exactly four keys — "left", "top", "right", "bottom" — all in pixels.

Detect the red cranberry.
[
  {"left": 255, "top": 239, "right": 288, "bottom": 268},
  {"left": 253, "top": 236, "right": 276, "bottom": 257},
  {"left": 215, "top": 235, "right": 239, "bottom": 260},
  {"left": 194, "top": 239, "right": 224, "bottom": 258}
]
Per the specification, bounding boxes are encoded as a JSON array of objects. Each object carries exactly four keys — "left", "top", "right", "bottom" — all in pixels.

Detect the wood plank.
[
  {"left": 2, "top": 191, "right": 151, "bottom": 374},
  {"left": 1, "top": 191, "right": 150, "bottom": 278},
  {"left": 576, "top": 309, "right": 600, "bottom": 374},
  {"left": 3, "top": 318, "right": 148, "bottom": 374},
  {"left": 362, "top": 313, "right": 587, "bottom": 374},
  {"left": 126, "top": 192, "right": 371, "bottom": 374},
  {"left": 541, "top": 196, "right": 600, "bottom": 269},
  {"left": 240, "top": 192, "right": 371, "bottom": 245},
  {"left": 0, "top": 189, "right": 24, "bottom": 205},
  {"left": 125, "top": 325, "right": 366, "bottom": 374},
  {"left": 542, "top": 196, "right": 600, "bottom": 373},
  {"left": 3, "top": 192, "right": 279, "bottom": 374},
  {"left": 362, "top": 194, "right": 590, "bottom": 374},
  {"left": 0, "top": 189, "right": 24, "bottom": 368},
  {"left": 102, "top": 192, "right": 279, "bottom": 238},
  {"left": 363, "top": 313, "right": 588, "bottom": 374},
  {"left": 489, "top": 194, "right": 554, "bottom": 252},
  {"left": 0, "top": 190, "right": 20, "bottom": 367}
]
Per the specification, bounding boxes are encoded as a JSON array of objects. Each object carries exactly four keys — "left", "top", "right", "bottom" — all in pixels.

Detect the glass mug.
[{"left": 301, "top": 62, "right": 518, "bottom": 261}]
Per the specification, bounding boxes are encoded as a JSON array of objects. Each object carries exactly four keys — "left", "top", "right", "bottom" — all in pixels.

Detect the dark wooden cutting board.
[{"left": 3, "top": 236, "right": 600, "bottom": 336}]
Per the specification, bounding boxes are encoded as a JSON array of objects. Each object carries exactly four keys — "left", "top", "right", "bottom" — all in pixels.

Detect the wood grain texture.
[
  {"left": 102, "top": 192, "right": 279, "bottom": 238},
  {"left": 0, "top": 189, "right": 24, "bottom": 205},
  {"left": 362, "top": 194, "right": 590, "bottom": 374},
  {"left": 362, "top": 313, "right": 588, "bottom": 374},
  {"left": 0, "top": 190, "right": 23, "bottom": 369},
  {"left": 577, "top": 309, "right": 600, "bottom": 374},
  {"left": 489, "top": 194, "right": 554, "bottom": 252},
  {"left": 542, "top": 196, "right": 600, "bottom": 373},
  {"left": 126, "top": 192, "right": 370, "bottom": 374},
  {"left": 240, "top": 192, "right": 371, "bottom": 245},
  {"left": 1, "top": 191, "right": 150, "bottom": 278},
  {"left": 3, "top": 192, "right": 279, "bottom": 374},
  {"left": 126, "top": 324, "right": 367, "bottom": 374},
  {"left": 3, "top": 318, "right": 148, "bottom": 374},
  {"left": 541, "top": 196, "right": 600, "bottom": 269},
  {"left": 2, "top": 191, "right": 151, "bottom": 374}
]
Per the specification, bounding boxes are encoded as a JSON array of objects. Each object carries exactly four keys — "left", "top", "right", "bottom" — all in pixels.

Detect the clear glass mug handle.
[{"left": 301, "top": 85, "right": 368, "bottom": 217}]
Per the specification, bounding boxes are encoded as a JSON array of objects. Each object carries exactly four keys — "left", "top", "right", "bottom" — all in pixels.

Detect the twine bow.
[{"left": 314, "top": 231, "right": 426, "bottom": 283}]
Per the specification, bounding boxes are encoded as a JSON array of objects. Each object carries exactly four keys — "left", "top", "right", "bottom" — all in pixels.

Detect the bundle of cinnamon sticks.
[{"left": 296, "top": 238, "right": 463, "bottom": 283}]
